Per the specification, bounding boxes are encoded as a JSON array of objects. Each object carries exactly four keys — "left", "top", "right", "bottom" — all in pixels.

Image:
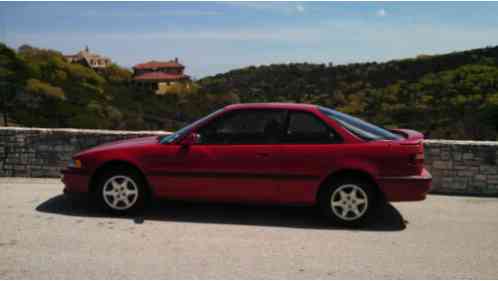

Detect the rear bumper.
[
  {"left": 61, "top": 169, "right": 90, "bottom": 194},
  {"left": 377, "top": 168, "right": 432, "bottom": 202}
]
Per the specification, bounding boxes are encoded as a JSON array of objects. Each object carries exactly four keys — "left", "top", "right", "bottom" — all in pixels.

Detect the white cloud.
[
  {"left": 296, "top": 4, "right": 305, "bottom": 13},
  {"left": 223, "top": 2, "right": 304, "bottom": 15},
  {"left": 223, "top": 2, "right": 285, "bottom": 10},
  {"left": 377, "top": 8, "right": 387, "bottom": 17},
  {"left": 159, "top": 10, "right": 222, "bottom": 16},
  {"left": 82, "top": 9, "right": 221, "bottom": 17},
  {"left": 6, "top": 26, "right": 325, "bottom": 46},
  {"left": 100, "top": 27, "right": 323, "bottom": 42}
]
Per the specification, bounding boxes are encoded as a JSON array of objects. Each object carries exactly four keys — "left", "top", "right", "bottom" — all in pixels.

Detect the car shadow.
[{"left": 36, "top": 194, "right": 407, "bottom": 231}]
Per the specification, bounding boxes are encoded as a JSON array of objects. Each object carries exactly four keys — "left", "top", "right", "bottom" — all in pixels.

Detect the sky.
[{"left": 2, "top": 1, "right": 498, "bottom": 78}]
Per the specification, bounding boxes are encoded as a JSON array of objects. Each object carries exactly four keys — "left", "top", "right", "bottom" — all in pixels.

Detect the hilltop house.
[
  {"left": 132, "top": 58, "right": 191, "bottom": 95},
  {"left": 64, "top": 46, "right": 112, "bottom": 70}
]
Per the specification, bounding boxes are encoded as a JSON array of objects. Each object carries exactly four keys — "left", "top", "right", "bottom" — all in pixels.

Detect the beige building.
[
  {"left": 64, "top": 46, "right": 112, "bottom": 70},
  {"left": 132, "top": 58, "right": 191, "bottom": 95}
]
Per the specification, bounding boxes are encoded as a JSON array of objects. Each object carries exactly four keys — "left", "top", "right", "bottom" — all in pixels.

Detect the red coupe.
[{"left": 62, "top": 103, "right": 431, "bottom": 226}]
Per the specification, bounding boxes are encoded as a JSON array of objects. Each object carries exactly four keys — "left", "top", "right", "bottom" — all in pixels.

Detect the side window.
[
  {"left": 197, "top": 110, "right": 286, "bottom": 144},
  {"left": 284, "top": 111, "right": 341, "bottom": 144}
]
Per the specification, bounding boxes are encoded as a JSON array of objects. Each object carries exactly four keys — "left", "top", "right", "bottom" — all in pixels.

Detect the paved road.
[{"left": 1, "top": 178, "right": 498, "bottom": 279}]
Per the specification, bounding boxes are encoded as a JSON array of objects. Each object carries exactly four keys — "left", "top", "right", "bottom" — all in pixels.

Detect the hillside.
[
  {"left": 199, "top": 46, "right": 498, "bottom": 140},
  {"left": 2, "top": 42, "right": 498, "bottom": 140},
  {"left": 0, "top": 43, "right": 235, "bottom": 131}
]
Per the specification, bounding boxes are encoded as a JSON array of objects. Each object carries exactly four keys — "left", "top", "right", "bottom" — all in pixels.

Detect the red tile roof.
[
  {"left": 133, "top": 72, "right": 189, "bottom": 81},
  {"left": 133, "top": 60, "right": 184, "bottom": 70}
]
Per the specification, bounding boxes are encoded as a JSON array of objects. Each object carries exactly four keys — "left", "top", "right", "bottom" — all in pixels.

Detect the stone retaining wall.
[
  {"left": 1, "top": 127, "right": 497, "bottom": 196},
  {"left": 0, "top": 127, "right": 170, "bottom": 178},
  {"left": 424, "top": 140, "right": 498, "bottom": 196}
]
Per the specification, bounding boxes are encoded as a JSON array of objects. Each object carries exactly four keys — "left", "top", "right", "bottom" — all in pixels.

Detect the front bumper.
[
  {"left": 61, "top": 169, "right": 90, "bottom": 194},
  {"left": 377, "top": 168, "right": 432, "bottom": 202}
]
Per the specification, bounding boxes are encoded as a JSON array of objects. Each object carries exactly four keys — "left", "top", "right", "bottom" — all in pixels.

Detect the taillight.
[{"left": 409, "top": 152, "right": 424, "bottom": 170}]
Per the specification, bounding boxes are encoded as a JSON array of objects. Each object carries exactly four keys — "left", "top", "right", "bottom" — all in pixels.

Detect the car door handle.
[{"left": 255, "top": 152, "right": 270, "bottom": 158}]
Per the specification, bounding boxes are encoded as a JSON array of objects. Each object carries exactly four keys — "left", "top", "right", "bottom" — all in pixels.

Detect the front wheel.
[
  {"left": 96, "top": 169, "right": 147, "bottom": 215},
  {"left": 319, "top": 178, "right": 376, "bottom": 227}
]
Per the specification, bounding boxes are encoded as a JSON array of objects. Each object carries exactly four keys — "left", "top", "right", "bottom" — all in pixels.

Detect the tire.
[
  {"left": 95, "top": 167, "right": 148, "bottom": 215},
  {"left": 318, "top": 177, "right": 377, "bottom": 227}
]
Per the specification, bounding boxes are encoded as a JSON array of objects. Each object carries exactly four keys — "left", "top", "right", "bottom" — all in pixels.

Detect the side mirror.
[{"left": 180, "top": 133, "right": 199, "bottom": 147}]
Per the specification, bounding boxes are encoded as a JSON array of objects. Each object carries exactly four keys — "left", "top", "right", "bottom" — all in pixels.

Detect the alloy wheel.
[
  {"left": 330, "top": 184, "right": 369, "bottom": 221},
  {"left": 102, "top": 175, "right": 139, "bottom": 210}
]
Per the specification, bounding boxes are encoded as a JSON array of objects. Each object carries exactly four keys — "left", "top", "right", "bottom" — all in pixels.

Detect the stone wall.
[
  {"left": 424, "top": 140, "right": 498, "bottom": 196},
  {"left": 0, "top": 127, "right": 171, "bottom": 178},
  {"left": 1, "top": 127, "right": 497, "bottom": 196}
]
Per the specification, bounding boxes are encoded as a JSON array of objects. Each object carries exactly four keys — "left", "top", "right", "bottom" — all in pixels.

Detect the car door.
[
  {"left": 151, "top": 109, "right": 287, "bottom": 203},
  {"left": 277, "top": 110, "right": 344, "bottom": 204}
]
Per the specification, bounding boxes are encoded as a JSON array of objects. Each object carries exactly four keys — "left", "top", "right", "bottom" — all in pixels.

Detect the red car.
[{"left": 62, "top": 103, "right": 431, "bottom": 226}]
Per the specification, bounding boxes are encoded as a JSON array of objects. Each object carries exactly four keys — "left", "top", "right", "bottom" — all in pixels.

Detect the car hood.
[{"left": 74, "top": 136, "right": 161, "bottom": 157}]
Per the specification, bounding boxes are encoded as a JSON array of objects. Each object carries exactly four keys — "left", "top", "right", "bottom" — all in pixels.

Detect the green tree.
[
  {"left": 0, "top": 43, "right": 30, "bottom": 125},
  {"left": 22, "top": 78, "right": 65, "bottom": 126}
]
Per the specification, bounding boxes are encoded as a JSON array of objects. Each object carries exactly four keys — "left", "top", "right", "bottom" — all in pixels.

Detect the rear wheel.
[
  {"left": 319, "top": 178, "right": 376, "bottom": 227},
  {"left": 96, "top": 168, "right": 147, "bottom": 215}
]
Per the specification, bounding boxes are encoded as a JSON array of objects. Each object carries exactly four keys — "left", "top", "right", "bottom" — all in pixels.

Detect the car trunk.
[{"left": 390, "top": 128, "right": 425, "bottom": 175}]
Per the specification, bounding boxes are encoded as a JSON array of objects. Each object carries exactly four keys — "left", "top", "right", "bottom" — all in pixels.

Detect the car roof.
[{"left": 224, "top": 103, "right": 318, "bottom": 111}]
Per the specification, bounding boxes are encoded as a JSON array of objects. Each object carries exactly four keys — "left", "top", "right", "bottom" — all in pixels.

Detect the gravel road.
[{"left": 1, "top": 178, "right": 498, "bottom": 279}]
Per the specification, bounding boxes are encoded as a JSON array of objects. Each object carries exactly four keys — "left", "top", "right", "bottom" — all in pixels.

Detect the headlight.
[{"left": 68, "top": 159, "right": 82, "bottom": 169}]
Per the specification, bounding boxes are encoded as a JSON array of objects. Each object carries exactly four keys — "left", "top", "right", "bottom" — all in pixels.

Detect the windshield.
[
  {"left": 319, "top": 107, "right": 402, "bottom": 141},
  {"left": 159, "top": 108, "right": 225, "bottom": 144}
]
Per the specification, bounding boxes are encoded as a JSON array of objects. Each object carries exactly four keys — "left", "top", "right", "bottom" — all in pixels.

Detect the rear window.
[{"left": 319, "top": 107, "right": 402, "bottom": 141}]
